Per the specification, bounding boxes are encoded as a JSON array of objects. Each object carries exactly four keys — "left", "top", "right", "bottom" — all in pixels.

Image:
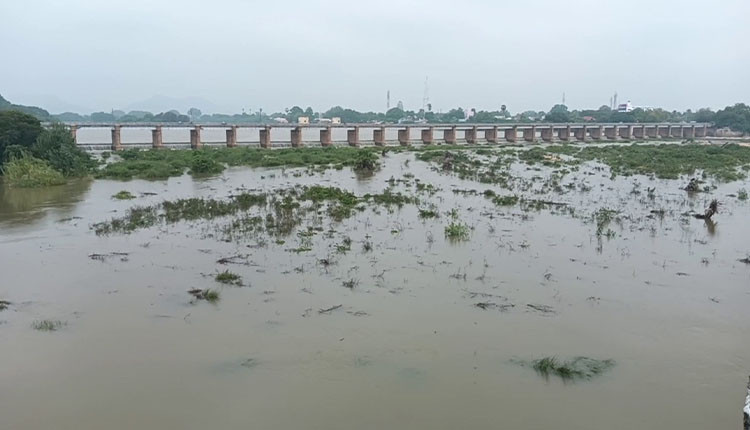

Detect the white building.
[{"left": 617, "top": 101, "right": 634, "bottom": 113}]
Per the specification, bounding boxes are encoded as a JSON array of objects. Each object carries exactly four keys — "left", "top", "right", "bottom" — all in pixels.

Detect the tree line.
[{"left": 2, "top": 94, "right": 749, "bottom": 133}]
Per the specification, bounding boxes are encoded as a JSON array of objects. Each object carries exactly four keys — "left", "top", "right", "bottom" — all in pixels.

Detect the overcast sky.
[{"left": 1, "top": 0, "right": 748, "bottom": 114}]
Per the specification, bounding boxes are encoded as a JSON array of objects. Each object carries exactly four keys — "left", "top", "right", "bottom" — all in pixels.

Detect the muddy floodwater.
[{"left": 1, "top": 145, "right": 749, "bottom": 429}]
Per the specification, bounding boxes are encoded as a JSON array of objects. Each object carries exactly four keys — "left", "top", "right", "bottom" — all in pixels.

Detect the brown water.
[{"left": 1, "top": 148, "right": 749, "bottom": 429}]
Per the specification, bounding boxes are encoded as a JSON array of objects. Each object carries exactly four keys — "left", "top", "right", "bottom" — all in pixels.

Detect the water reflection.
[{"left": 0, "top": 178, "right": 92, "bottom": 226}]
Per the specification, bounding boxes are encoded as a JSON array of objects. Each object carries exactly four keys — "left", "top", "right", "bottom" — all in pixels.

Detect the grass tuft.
[
  {"left": 529, "top": 356, "right": 615, "bottom": 382},
  {"left": 31, "top": 319, "right": 66, "bottom": 332},
  {"left": 112, "top": 190, "right": 136, "bottom": 200},
  {"left": 215, "top": 270, "right": 242, "bottom": 286}
]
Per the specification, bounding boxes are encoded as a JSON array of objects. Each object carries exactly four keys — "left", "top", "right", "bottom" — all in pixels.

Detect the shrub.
[
  {"left": 0, "top": 110, "right": 43, "bottom": 161},
  {"left": 31, "top": 123, "right": 95, "bottom": 177},
  {"left": 189, "top": 151, "right": 225, "bottom": 175},
  {"left": 2, "top": 156, "right": 66, "bottom": 187}
]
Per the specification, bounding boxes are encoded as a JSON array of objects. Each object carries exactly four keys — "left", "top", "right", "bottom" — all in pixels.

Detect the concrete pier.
[
  {"left": 225, "top": 126, "right": 237, "bottom": 148},
  {"left": 632, "top": 125, "right": 645, "bottom": 139},
  {"left": 398, "top": 127, "right": 411, "bottom": 146},
  {"left": 190, "top": 126, "right": 202, "bottom": 149},
  {"left": 111, "top": 125, "right": 122, "bottom": 151},
  {"left": 590, "top": 126, "right": 603, "bottom": 140},
  {"left": 684, "top": 125, "right": 696, "bottom": 139},
  {"left": 373, "top": 127, "right": 385, "bottom": 146},
  {"left": 558, "top": 126, "right": 570, "bottom": 141},
  {"left": 605, "top": 126, "right": 618, "bottom": 140},
  {"left": 619, "top": 125, "right": 632, "bottom": 139},
  {"left": 465, "top": 126, "right": 477, "bottom": 144},
  {"left": 347, "top": 126, "right": 360, "bottom": 147},
  {"left": 444, "top": 127, "right": 457, "bottom": 144},
  {"left": 259, "top": 127, "right": 271, "bottom": 148},
  {"left": 504, "top": 126, "right": 517, "bottom": 143},
  {"left": 291, "top": 127, "right": 303, "bottom": 147},
  {"left": 422, "top": 127, "right": 434, "bottom": 145},
  {"left": 541, "top": 126, "right": 554, "bottom": 142},
  {"left": 646, "top": 126, "right": 658, "bottom": 139},
  {"left": 320, "top": 127, "right": 332, "bottom": 147},
  {"left": 574, "top": 126, "right": 587, "bottom": 141},
  {"left": 152, "top": 126, "right": 163, "bottom": 148},
  {"left": 697, "top": 124, "right": 708, "bottom": 137},
  {"left": 485, "top": 127, "right": 498, "bottom": 143},
  {"left": 671, "top": 126, "right": 683, "bottom": 138},
  {"left": 523, "top": 126, "right": 536, "bottom": 142}
]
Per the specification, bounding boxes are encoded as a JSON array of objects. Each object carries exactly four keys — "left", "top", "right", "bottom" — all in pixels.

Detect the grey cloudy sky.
[{"left": 1, "top": 0, "right": 748, "bottom": 114}]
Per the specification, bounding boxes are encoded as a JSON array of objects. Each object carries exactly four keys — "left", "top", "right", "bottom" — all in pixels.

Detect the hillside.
[{"left": 0, "top": 94, "right": 50, "bottom": 120}]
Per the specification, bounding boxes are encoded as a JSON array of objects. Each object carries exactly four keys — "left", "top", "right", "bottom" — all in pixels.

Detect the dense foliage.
[
  {"left": 0, "top": 110, "right": 94, "bottom": 187},
  {"left": 0, "top": 110, "right": 43, "bottom": 161}
]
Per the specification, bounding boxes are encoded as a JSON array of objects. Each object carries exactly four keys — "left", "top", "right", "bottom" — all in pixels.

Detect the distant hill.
[{"left": 0, "top": 94, "right": 50, "bottom": 120}]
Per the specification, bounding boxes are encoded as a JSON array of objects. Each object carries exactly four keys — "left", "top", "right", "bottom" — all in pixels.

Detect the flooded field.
[{"left": 1, "top": 143, "right": 749, "bottom": 429}]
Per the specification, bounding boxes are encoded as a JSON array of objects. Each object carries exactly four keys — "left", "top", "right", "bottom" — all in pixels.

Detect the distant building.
[
  {"left": 583, "top": 116, "right": 596, "bottom": 122},
  {"left": 617, "top": 101, "right": 634, "bottom": 113},
  {"left": 298, "top": 116, "right": 310, "bottom": 125},
  {"left": 331, "top": 117, "right": 341, "bottom": 124},
  {"left": 273, "top": 117, "right": 289, "bottom": 123}
]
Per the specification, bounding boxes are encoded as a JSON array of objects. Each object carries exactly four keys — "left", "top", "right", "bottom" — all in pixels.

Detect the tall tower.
[
  {"left": 562, "top": 92, "right": 566, "bottom": 106},
  {"left": 422, "top": 76, "right": 430, "bottom": 114},
  {"left": 387, "top": 90, "right": 391, "bottom": 112},
  {"left": 613, "top": 92, "right": 618, "bottom": 109}
]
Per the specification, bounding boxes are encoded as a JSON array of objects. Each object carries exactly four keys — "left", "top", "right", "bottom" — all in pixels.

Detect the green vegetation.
[
  {"left": 738, "top": 189, "right": 748, "bottom": 201},
  {"left": 31, "top": 320, "right": 66, "bottom": 332},
  {"left": 0, "top": 110, "right": 43, "bottom": 160},
  {"left": 32, "top": 123, "right": 95, "bottom": 176},
  {"left": 418, "top": 208, "right": 439, "bottom": 219},
  {"left": 574, "top": 144, "right": 750, "bottom": 181},
  {"left": 419, "top": 144, "right": 750, "bottom": 182},
  {"left": 2, "top": 156, "right": 66, "bottom": 187},
  {"left": 93, "top": 206, "right": 158, "bottom": 235},
  {"left": 353, "top": 150, "right": 379, "bottom": 172},
  {"left": 112, "top": 190, "right": 136, "bottom": 200},
  {"left": 491, "top": 195, "right": 519, "bottom": 206},
  {"left": 189, "top": 151, "right": 225, "bottom": 175},
  {"left": 593, "top": 208, "right": 618, "bottom": 237},
  {"left": 444, "top": 221, "right": 471, "bottom": 241},
  {"left": 0, "top": 111, "right": 93, "bottom": 187},
  {"left": 215, "top": 270, "right": 242, "bottom": 286},
  {"left": 97, "top": 147, "right": 382, "bottom": 180},
  {"left": 188, "top": 288, "right": 220, "bottom": 303},
  {"left": 529, "top": 356, "right": 615, "bottom": 382}
]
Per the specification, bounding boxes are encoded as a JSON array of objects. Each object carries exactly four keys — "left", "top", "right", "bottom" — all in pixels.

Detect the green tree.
[
  {"left": 545, "top": 104, "right": 571, "bottom": 122},
  {"left": 0, "top": 110, "right": 43, "bottom": 162},
  {"left": 91, "top": 112, "right": 115, "bottom": 122},
  {"left": 714, "top": 103, "right": 750, "bottom": 133},
  {"left": 32, "top": 123, "right": 94, "bottom": 177},
  {"left": 385, "top": 107, "right": 405, "bottom": 122}
]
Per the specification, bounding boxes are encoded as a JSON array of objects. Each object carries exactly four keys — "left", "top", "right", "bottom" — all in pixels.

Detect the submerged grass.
[
  {"left": 515, "top": 356, "right": 615, "bottom": 382},
  {"left": 93, "top": 206, "right": 158, "bottom": 235},
  {"left": 112, "top": 190, "right": 136, "bottom": 200},
  {"left": 97, "top": 147, "right": 382, "bottom": 180},
  {"left": 215, "top": 270, "right": 242, "bottom": 286},
  {"left": 561, "top": 143, "right": 750, "bottom": 181},
  {"left": 444, "top": 221, "right": 471, "bottom": 241},
  {"left": 31, "top": 319, "right": 66, "bottom": 332}
]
